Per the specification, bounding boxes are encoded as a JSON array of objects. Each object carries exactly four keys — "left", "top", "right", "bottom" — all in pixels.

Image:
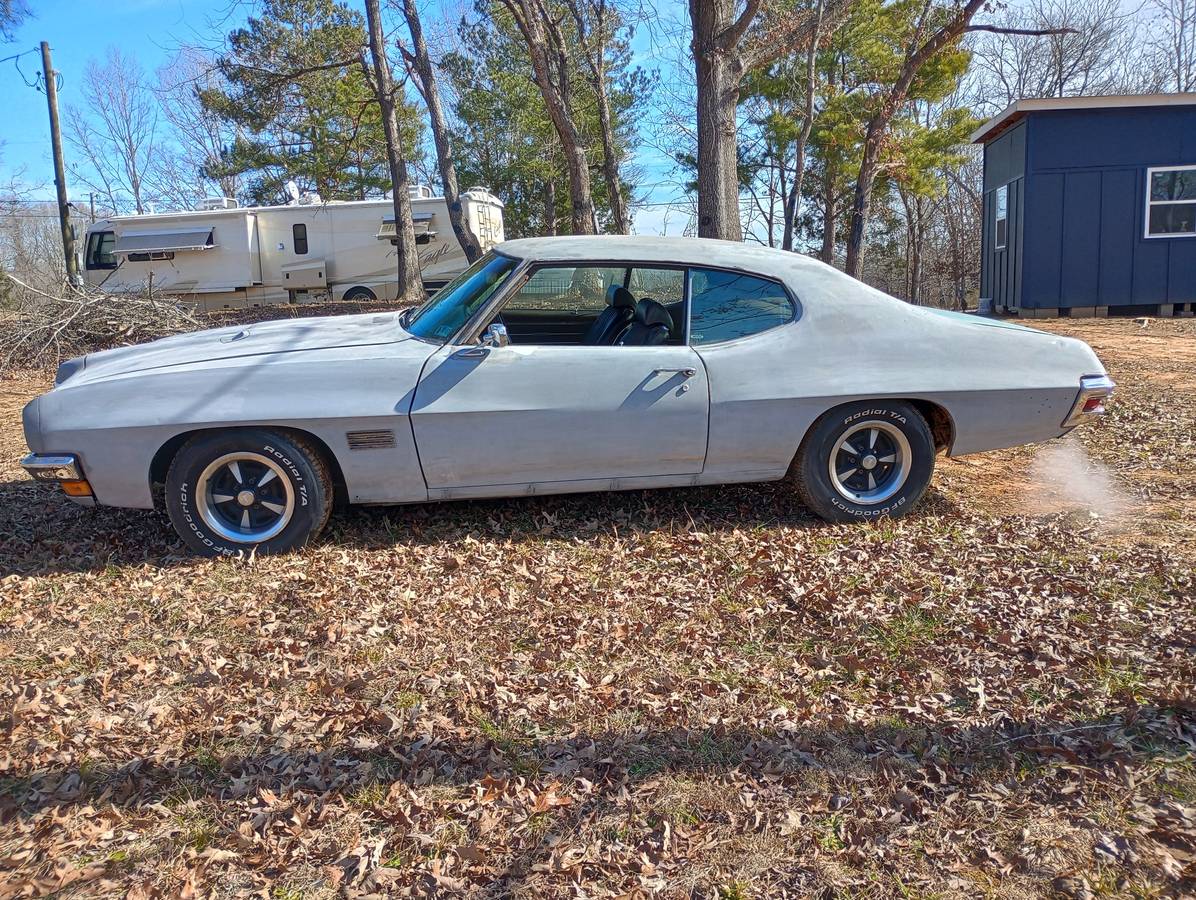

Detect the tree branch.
[
  {"left": 719, "top": 0, "right": 763, "bottom": 51},
  {"left": 964, "top": 24, "right": 1079, "bottom": 36}
]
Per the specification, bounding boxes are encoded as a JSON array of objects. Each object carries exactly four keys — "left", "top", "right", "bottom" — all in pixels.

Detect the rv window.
[
  {"left": 293, "top": 223, "right": 309, "bottom": 255},
  {"left": 127, "top": 251, "right": 176, "bottom": 262},
  {"left": 86, "top": 231, "right": 117, "bottom": 270}
]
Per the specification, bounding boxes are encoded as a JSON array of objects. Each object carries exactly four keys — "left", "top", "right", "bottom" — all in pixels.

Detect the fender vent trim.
[{"left": 346, "top": 429, "right": 396, "bottom": 451}]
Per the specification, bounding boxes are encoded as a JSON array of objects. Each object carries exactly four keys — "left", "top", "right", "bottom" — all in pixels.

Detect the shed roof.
[{"left": 970, "top": 93, "right": 1196, "bottom": 144}]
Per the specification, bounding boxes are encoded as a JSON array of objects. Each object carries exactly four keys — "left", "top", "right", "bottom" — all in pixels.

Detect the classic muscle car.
[{"left": 21, "top": 236, "right": 1114, "bottom": 556}]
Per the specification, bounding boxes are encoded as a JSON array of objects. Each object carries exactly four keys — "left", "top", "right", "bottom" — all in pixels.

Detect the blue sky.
[{"left": 0, "top": 0, "right": 691, "bottom": 233}]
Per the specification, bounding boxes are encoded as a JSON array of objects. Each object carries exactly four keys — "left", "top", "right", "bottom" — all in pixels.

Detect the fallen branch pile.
[{"left": 0, "top": 272, "right": 201, "bottom": 373}]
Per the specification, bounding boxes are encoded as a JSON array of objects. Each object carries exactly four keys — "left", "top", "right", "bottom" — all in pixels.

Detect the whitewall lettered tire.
[
  {"left": 165, "top": 429, "right": 332, "bottom": 556},
  {"left": 792, "top": 401, "right": 935, "bottom": 523}
]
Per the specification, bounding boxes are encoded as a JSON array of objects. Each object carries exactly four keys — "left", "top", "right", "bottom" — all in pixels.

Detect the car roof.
[{"left": 493, "top": 235, "right": 824, "bottom": 275}]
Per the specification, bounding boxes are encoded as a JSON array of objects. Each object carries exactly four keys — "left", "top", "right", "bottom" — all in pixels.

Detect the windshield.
[{"left": 403, "top": 252, "right": 519, "bottom": 342}]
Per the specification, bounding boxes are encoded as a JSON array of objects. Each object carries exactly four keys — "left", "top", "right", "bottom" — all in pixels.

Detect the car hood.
[{"left": 59, "top": 311, "right": 414, "bottom": 385}]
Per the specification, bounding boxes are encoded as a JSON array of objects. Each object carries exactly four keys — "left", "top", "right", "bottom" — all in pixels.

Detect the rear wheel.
[
  {"left": 342, "top": 286, "right": 377, "bottom": 302},
  {"left": 792, "top": 401, "right": 935, "bottom": 523},
  {"left": 165, "top": 429, "right": 332, "bottom": 556}
]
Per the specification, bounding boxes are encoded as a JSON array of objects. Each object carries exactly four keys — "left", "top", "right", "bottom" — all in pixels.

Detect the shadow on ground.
[
  {"left": 3, "top": 707, "right": 1192, "bottom": 893},
  {"left": 0, "top": 475, "right": 967, "bottom": 576}
]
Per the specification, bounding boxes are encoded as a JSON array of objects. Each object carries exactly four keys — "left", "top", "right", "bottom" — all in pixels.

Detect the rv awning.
[
  {"left": 114, "top": 226, "right": 216, "bottom": 254},
  {"left": 377, "top": 211, "right": 434, "bottom": 240}
]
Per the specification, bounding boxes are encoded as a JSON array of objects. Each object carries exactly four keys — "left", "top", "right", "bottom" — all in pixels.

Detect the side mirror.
[{"left": 480, "top": 322, "right": 510, "bottom": 348}]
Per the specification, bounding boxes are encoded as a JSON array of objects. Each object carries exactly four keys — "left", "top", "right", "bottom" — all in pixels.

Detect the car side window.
[
  {"left": 628, "top": 267, "right": 684, "bottom": 305},
  {"left": 688, "top": 267, "right": 794, "bottom": 345},
  {"left": 504, "top": 266, "right": 625, "bottom": 312}
]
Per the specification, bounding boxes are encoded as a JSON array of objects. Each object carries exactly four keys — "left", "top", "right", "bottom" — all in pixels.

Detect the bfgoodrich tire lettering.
[
  {"left": 792, "top": 401, "right": 935, "bottom": 524},
  {"left": 165, "top": 429, "right": 332, "bottom": 557}
]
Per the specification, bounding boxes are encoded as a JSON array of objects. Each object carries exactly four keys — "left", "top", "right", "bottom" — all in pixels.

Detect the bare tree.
[
  {"left": 688, "top": 0, "right": 851, "bottom": 241},
  {"left": 0, "top": 0, "right": 27, "bottom": 40},
  {"left": 968, "top": 0, "right": 1143, "bottom": 113},
  {"left": 784, "top": 0, "right": 826, "bottom": 250},
  {"left": 1147, "top": 0, "right": 1196, "bottom": 91},
  {"left": 362, "top": 0, "right": 423, "bottom": 303},
  {"left": 152, "top": 48, "right": 241, "bottom": 206},
  {"left": 498, "top": 0, "right": 597, "bottom": 235},
  {"left": 564, "top": 0, "right": 630, "bottom": 234},
  {"left": 64, "top": 48, "right": 161, "bottom": 214},
  {"left": 397, "top": 0, "right": 483, "bottom": 262},
  {"left": 843, "top": 0, "right": 1074, "bottom": 279}
]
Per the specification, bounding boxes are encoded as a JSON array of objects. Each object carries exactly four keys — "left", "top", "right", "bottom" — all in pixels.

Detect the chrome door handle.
[{"left": 653, "top": 367, "right": 696, "bottom": 378}]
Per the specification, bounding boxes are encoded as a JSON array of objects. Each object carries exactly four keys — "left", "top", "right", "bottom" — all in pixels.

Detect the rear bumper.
[{"left": 1061, "top": 374, "right": 1116, "bottom": 429}]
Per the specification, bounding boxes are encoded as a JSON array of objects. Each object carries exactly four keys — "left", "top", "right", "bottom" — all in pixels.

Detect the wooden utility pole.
[{"left": 40, "top": 41, "right": 79, "bottom": 287}]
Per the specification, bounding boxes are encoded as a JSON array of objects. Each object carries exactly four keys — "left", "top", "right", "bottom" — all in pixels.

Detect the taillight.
[{"left": 1062, "top": 375, "right": 1115, "bottom": 428}]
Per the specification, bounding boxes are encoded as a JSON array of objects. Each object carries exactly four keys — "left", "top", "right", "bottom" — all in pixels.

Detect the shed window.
[
  {"left": 292, "top": 223, "right": 309, "bottom": 254},
  {"left": 1146, "top": 166, "right": 1196, "bottom": 237},
  {"left": 994, "top": 184, "right": 1008, "bottom": 251}
]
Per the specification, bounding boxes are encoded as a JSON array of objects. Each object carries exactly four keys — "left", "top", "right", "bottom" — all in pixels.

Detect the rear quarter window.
[{"left": 688, "top": 268, "right": 795, "bottom": 344}]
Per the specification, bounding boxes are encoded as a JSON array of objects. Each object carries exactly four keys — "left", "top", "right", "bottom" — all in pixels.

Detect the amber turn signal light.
[{"left": 60, "top": 479, "right": 94, "bottom": 497}]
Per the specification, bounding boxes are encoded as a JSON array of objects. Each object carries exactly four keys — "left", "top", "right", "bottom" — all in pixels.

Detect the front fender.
[{"left": 35, "top": 343, "right": 434, "bottom": 509}]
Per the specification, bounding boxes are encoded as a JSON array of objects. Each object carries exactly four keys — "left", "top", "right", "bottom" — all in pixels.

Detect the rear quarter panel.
[{"left": 696, "top": 265, "right": 1102, "bottom": 477}]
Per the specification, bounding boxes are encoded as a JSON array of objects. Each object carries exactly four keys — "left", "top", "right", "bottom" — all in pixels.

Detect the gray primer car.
[{"left": 21, "top": 236, "right": 1114, "bottom": 555}]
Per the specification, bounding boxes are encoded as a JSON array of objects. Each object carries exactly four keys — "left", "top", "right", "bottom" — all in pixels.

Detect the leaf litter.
[{"left": 0, "top": 317, "right": 1193, "bottom": 897}]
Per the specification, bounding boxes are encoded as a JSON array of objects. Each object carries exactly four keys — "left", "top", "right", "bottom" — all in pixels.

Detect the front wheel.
[
  {"left": 792, "top": 401, "right": 935, "bottom": 523},
  {"left": 165, "top": 429, "right": 332, "bottom": 556}
]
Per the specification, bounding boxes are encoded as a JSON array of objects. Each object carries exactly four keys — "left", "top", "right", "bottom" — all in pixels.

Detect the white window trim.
[
  {"left": 1145, "top": 164, "right": 1196, "bottom": 239},
  {"left": 994, "top": 183, "right": 1008, "bottom": 251}
]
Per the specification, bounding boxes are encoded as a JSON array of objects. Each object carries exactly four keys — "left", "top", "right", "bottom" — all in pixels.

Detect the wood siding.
[
  {"left": 980, "top": 122, "right": 1026, "bottom": 310},
  {"left": 1009, "top": 106, "right": 1196, "bottom": 310}
]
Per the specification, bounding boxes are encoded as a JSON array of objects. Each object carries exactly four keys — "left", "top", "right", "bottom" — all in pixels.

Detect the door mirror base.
[{"left": 480, "top": 322, "right": 510, "bottom": 348}]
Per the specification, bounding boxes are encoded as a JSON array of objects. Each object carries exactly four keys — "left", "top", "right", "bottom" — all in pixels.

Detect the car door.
[{"left": 410, "top": 342, "right": 709, "bottom": 491}]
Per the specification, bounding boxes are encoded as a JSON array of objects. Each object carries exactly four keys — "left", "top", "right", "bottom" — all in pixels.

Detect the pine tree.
[{"left": 200, "top": 0, "right": 421, "bottom": 205}]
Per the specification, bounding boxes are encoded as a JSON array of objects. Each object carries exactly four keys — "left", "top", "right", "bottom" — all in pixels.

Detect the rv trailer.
[{"left": 81, "top": 188, "right": 504, "bottom": 310}]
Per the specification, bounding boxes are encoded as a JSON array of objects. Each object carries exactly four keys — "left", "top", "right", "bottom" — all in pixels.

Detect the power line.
[{"left": 1, "top": 46, "right": 44, "bottom": 91}]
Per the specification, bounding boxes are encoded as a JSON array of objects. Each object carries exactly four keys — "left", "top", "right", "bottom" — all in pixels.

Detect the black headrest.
[
  {"left": 606, "top": 284, "right": 635, "bottom": 309},
  {"left": 635, "top": 298, "right": 672, "bottom": 330}
]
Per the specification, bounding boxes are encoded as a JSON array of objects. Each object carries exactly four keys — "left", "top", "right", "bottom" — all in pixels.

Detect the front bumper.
[{"left": 20, "top": 453, "right": 96, "bottom": 505}]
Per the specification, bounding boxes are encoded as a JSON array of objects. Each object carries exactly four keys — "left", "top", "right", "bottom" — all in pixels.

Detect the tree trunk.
[
  {"left": 782, "top": 0, "right": 824, "bottom": 252},
  {"left": 363, "top": 0, "right": 422, "bottom": 303},
  {"left": 843, "top": 0, "right": 986, "bottom": 280},
  {"left": 820, "top": 159, "right": 837, "bottom": 264},
  {"left": 565, "top": 0, "right": 629, "bottom": 234},
  {"left": 690, "top": 0, "right": 743, "bottom": 241},
  {"left": 500, "top": 0, "right": 595, "bottom": 235},
  {"left": 843, "top": 116, "right": 885, "bottom": 279},
  {"left": 543, "top": 179, "right": 557, "bottom": 235},
  {"left": 401, "top": 0, "right": 483, "bottom": 263},
  {"left": 593, "top": 67, "right": 628, "bottom": 233}
]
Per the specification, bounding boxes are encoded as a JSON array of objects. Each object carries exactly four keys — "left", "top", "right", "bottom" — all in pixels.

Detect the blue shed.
[{"left": 971, "top": 94, "right": 1196, "bottom": 317}]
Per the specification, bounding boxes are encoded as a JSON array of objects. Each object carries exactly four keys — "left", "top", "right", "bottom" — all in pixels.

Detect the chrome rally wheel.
[
  {"left": 196, "top": 452, "right": 296, "bottom": 543},
  {"left": 792, "top": 400, "right": 936, "bottom": 523},
  {"left": 828, "top": 420, "right": 913, "bottom": 506},
  {"left": 165, "top": 429, "right": 332, "bottom": 557}
]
